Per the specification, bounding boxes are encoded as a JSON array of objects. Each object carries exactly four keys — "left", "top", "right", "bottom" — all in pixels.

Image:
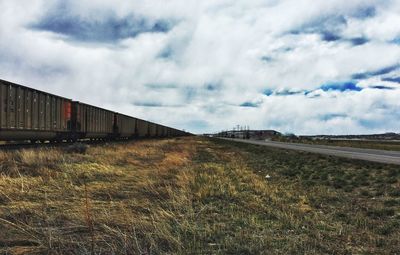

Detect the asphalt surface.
[{"left": 219, "top": 138, "right": 400, "bottom": 165}]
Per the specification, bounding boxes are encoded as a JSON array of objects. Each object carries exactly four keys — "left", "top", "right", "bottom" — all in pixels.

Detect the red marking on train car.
[{"left": 64, "top": 101, "right": 71, "bottom": 119}]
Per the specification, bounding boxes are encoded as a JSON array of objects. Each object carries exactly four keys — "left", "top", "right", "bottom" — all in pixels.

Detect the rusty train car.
[{"left": 0, "top": 79, "right": 189, "bottom": 142}]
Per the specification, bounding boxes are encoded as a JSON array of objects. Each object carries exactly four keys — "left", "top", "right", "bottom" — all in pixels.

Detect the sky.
[{"left": 0, "top": 0, "right": 400, "bottom": 135}]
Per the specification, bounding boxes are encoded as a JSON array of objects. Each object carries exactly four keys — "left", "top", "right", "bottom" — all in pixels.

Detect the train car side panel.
[
  {"left": 25, "top": 89, "right": 32, "bottom": 129},
  {"left": 136, "top": 119, "right": 148, "bottom": 137},
  {"left": 117, "top": 114, "right": 136, "bottom": 138},
  {"left": 32, "top": 91, "right": 38, "bottom": 130},
  {"left": 0, "top": 84, "right": 6, "bottom": 129},
  {"left": 0, "top": 79, "right": 190, "bottom": 141},
  {"left": 74, "top": 102, "right": 114, "bottom": 139},
  {"left": 149, "top": 122, "right": 157, "bottom": 137},
  {"left": 0, "top": 80, "right": 72, "bottom": 141},
  {"left": 8, "top": 84, "right": 16, "bottom": 128}
]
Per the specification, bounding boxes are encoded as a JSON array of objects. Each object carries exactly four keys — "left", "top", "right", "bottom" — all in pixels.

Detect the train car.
[
  {"left": 166, "top": 127, "right": 172, "bottom": 137},
  {"left": 115, "top": 113, "right": 136, "bottom": 138},
  {"left": 169, "top": 128, "right": 175, "bottom": 137},
  {"left": 163, "top": 126, "right": 168, "bottom": 137},
  {"left": 72, "top": 102, "right": 114, "bottom": 139},
  {"left": 0, "top": 79, "right": 72, "bottom": 141},
  {"left": 148, "top": 122, "right": 157, "bottom": 137},
  {"left": 159, "top": 125, "right": 166, "bottom": 137},
  {"left": 170, "top": 128, "right": 175, "bottom": 136},
  {"left": 0, "top": 79, "right": 191, "bottom": 142},
  {"left": 155, "top": 124, "right": 161, "bottom": 137},
  {"left": 163, "top": 126, "right": 169, "bottom": 137},
  {"left": 136, "top": 119, "right": 149, "bottom": 137}
]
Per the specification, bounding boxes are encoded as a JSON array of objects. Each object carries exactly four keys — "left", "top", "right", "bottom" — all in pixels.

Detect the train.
[{"left": 0, "top": 79, "right": 190, "bottom": 142}]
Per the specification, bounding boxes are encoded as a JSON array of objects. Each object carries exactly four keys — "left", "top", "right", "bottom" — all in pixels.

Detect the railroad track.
[{"left": 0, "top": 138, "right": 149, "bottom": 151}]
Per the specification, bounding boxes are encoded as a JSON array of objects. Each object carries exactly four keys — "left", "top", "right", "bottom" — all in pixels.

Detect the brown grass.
[{"left": 0, "top": 137, "right": 398, "bottom": 254}]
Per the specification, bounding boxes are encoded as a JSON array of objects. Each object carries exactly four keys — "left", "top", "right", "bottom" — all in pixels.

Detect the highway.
[{"left": 219, "top": 138, "right": 400, "bottom": 165}]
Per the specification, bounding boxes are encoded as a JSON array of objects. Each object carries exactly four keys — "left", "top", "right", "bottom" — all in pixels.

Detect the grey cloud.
[
  {"left": 31, "top": 2, "right": 174, "bottom": 43},
  {"left": 351, "top": 64, "right": 400, "bottom": 80}
]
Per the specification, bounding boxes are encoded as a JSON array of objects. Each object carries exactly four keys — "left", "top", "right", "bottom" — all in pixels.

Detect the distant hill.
[{"left": 300, "top": 132, "right": 400, "bottom": 141}]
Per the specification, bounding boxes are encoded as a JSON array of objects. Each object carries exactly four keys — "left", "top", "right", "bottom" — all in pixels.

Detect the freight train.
[{"left": 0, "top": 79, "right": 190, "bottom": 142}]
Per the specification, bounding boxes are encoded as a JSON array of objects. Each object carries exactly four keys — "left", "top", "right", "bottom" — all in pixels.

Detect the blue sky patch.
[
  {"left": 320, "top": 81, "right": 362, "bottom": 92},
  {"left": 391, "top": 37, "right": 400, "bottom": 44},
  {"left": 263, "top": 88, "right": 273, "bottom": 96},
  {"left": 358, "top": 119, "right": 381, "bottom": 129}
]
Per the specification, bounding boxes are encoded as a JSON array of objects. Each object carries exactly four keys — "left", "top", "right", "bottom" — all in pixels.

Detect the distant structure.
[{"left": 215, "top": 127, "right": 281, "bottom": 140}]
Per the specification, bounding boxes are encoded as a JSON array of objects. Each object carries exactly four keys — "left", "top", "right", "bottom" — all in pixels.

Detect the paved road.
[{"left": 219, "top": 138, "right": 400, "bottom": 165}]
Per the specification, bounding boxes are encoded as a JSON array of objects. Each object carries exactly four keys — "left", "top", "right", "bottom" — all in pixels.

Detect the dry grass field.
[{"left": 0, "top": 137, "right": 399, "bottom": 254}]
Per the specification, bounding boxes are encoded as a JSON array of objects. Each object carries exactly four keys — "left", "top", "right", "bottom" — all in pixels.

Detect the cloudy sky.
[{"left": 1, "top": 0, "right": 400, "bottom": 134}]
